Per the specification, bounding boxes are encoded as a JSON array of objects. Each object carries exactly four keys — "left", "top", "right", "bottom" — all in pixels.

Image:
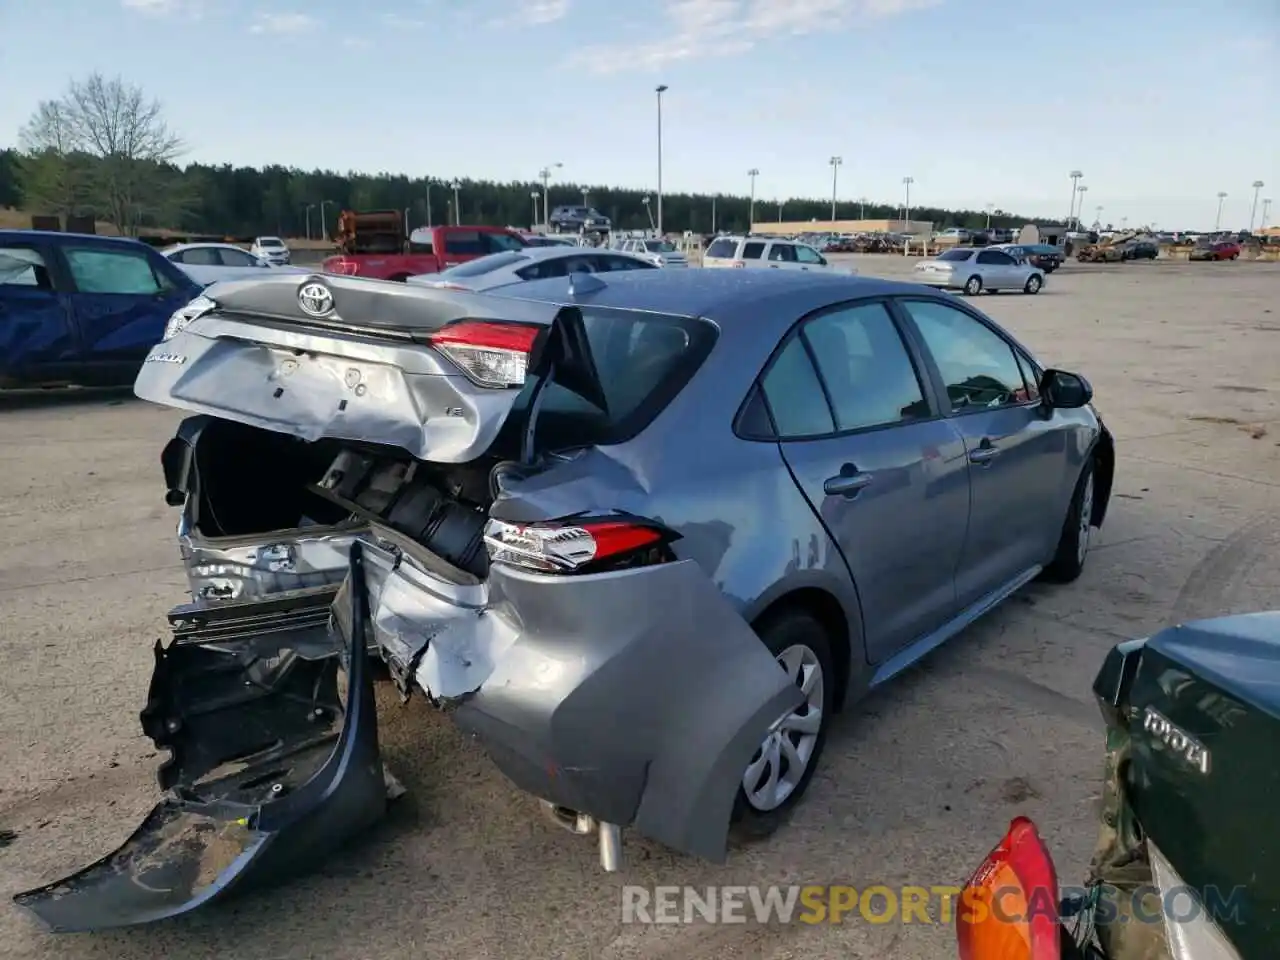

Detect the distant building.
[{"left": 751, "top": 218, "right": 934, "bottom": 236}]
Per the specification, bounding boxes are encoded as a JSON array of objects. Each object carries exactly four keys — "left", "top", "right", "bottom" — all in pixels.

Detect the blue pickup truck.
[{"left": 0, "top": 229, "right": 202, "bottom": 388}]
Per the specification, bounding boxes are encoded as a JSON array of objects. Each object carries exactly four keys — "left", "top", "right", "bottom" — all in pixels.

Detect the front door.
[
  {"left": 794, "top": 244, "right": 827, "bottom": 271},
  {"left": 0, "top": 240, "right": 77, "bottom": 383},
  {"left": 60, "top": 242, "right": 193, "bottom": 368},
  {"left": 975, "top": 248, "right": 1017, "bottom": 289},
  {"left": 898, "top": 297, "right": 1072, "bottom": 608},
  {"left": 762, "top": 299, "right": 971, "bottom": 663},
  {"left": 764, "top": 242, "right": 801, "bottom": 270}
]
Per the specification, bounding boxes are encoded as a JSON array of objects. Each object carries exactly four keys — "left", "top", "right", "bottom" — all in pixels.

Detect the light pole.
[
  {"left": 1068, "top": 170, "right": 1083, "bottom": 229},
  {"left": 1215, "top": 191, "right": 1227, "bottom": 231},
  {"left": 1249, "top": 180, "right": 1265, "bottom": 233},
  {"left": 1095, "top": 205, "right": 1103, "bottom": 229},
  {"left": 539, "top": 162, "right": 562, "bottom": 229},
  {"left": 655, "top": 84, "right": 668, "bottom": 235},
  {"left": 859, "top": 196, "right": 867, "bottom": 219},
  {"left": 829, "top": 156, "right": 842, "bottom": 221},
  {"left": 1074, "top": 186, "right": 1087, "bottom": 229},
  {"left": 1262, "top": 198, "right": 1272, "bottom": 230},
  {"left": 777, "top": 199, "right": 783, "bottom": 223},
  {"left": 451, "top": 180, "right": 462, "bottom": 225},
  {"left": 985, "top": 202, "right": 994, "bottom": 229},
  {"left": 902, "top": 176, "right": 914, "bottom": 226},
  {"left": 304, "top": 203, "right": 315, "bottom": 240},
  {"left": 320, "top": 200, "right": 334, "bottom": 240},
  {"left": 1121, "top": 217, "right": 1128, "bottom": 231},
  {"left": 711, "top": 193, "right": 717, "bottom": 234},
  {"left": 425, "top": 181, "right": 433, "bottom": 227},
  {"left": 747, "top": 168, "right": 759, "bottom": 230},
  {"left": 641, "top": 195, "right": 655, "bottom": 232},
  {"left": 581, "top": 188, "right": 589, "bottom": 207},
  {"left": 531, "top": 191, "right": 540, "bottom": 229}
]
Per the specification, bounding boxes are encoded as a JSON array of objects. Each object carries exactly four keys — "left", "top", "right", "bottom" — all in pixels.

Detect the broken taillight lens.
[
  {"left": 483, "top": 518, "right": 675, "bottom": 574},
  {"left": 957, "top": 817, "right": 1061, "bottom": 960},
  {"left": 426, "top": 320, "right": 541, "bottom": 388}
]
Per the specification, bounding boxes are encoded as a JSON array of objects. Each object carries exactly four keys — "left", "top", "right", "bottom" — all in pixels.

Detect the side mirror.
[{"left": 1040, "top": 369, "right": 1092, "bottom": 409}]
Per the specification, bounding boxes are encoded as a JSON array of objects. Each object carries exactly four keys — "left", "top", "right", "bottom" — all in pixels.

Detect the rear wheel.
[
  {"left": 1024, "top": 274, "right": 1043, "bottom": 294},
  {"left": 730, "top": 610, "right": 834, "bottom": 841},
  {"left": 963, "top": 275, "right": 983, "bottom": 295}
]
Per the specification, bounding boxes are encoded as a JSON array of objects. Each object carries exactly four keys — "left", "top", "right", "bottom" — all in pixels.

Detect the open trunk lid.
[{"left": 135, "top": 273, "right": 604, "bottom": 463}]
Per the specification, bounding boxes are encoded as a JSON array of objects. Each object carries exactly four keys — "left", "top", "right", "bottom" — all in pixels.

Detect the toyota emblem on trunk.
[{"left": 297, "top": 281, "right": 335, "bottom": 318}]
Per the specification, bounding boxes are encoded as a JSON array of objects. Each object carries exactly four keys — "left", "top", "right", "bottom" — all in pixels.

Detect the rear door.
[
  {"left": 60, "top": 241, "right": 195, "bottom": 365},
  {"left": 896, "top": 297, "right": 1071, "bottom": 607},
  {"left": 760, "top": 299, "right": 970, "bottom": 662},
  {"left": 765, "top": 242, "right": 800, "bottom": 270},
  {"left": 0, "top": 239, "right": 78, "bottom": 381}
]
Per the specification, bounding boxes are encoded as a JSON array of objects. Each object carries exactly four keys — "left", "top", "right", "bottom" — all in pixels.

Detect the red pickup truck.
[{"left": 322, "top": 211, "right": 527, "bottom": 281}]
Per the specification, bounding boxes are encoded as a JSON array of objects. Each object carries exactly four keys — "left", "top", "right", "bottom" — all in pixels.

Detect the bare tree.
[{"left": 17, "top": 73, "right": 188, "bottom": 235}]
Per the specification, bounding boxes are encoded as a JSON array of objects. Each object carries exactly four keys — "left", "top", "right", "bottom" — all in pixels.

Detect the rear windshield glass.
[
  {"left": 938, "top": 249, "right": 974, "bottom": 261},
  {"left": 438, "top": 251, "right": 527, "bottom": 278},
  {"left": 705, "top": 238, "right": 737, "bottom": 259},
  {"left": 498, "top": 309, "right": 717, "bottom": 452}
]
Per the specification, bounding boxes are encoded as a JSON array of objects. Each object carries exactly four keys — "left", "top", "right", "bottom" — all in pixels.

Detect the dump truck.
[{"left": 322, "top": 210, "right": 527, "bottom": 281}]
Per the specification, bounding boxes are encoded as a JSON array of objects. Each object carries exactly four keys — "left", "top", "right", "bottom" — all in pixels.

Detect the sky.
[{"left": 0, "top": 0, "right": 1277, "bottom": 228}]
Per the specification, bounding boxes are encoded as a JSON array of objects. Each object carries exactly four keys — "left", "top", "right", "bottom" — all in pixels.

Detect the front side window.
[
  {"left": 900, "top": 299, "right": 1029, "bottom": 412},
  {"left": 795, "top": 244, "right": 824, "bottom": 265},
  {"left": 217, "top": 247, "right": 258, "bottom": 267},
  {"left": 64, "top": 246, "right": 167, "bottom": 295},
  {"left": 767, "top": 244, "right": 797, "bottom": 262},
  {"left": 803, "top": 302, "right": 928, "bottom": 431}
]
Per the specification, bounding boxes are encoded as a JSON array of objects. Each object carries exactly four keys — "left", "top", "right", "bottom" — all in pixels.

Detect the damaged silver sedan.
[{"left": 16, "top": 268, "right": 1114, "bottom": 931}]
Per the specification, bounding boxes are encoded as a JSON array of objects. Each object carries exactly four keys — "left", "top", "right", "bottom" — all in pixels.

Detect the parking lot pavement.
[{"left": 0, "top": 262, "right": 1277, "bottom": 960}]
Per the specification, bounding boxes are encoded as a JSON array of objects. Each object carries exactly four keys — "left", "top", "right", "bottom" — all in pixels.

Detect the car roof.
[
  {"left": 163, "top": 242, "right": 244, "bottom": 253},
  {"left": 489, "top": 267, "right": 925, "bottom": 322},
  {"left": 0, "top": 229, "right": 149, "bottom": 248}
]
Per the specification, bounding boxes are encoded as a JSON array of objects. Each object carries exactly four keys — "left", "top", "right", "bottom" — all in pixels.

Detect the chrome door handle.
[
  {"left": 968, "top": 442, "right": 1000, "bottom": 465},
  {"left": 824, "top": 466, "right": 873, "bottom": 496}
]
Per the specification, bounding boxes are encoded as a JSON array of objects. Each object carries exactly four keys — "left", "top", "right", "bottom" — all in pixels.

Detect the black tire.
[
  {"left": 729, "top": 609, "right": 835, "bottom": 842},
  {"left": 1024, "top": 274, "right": 1043, "bottom": 295},
  {"left": 963, "top": 275, "right": 983, "bottom": 296},
  {"left": 1042, "top": 458, "right": 1096, "bottom": 584}
]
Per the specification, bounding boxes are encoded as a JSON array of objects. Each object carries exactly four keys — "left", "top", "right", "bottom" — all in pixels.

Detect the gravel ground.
[{"left": 0, "top": 259, "right": 1277, "bottom": 959}]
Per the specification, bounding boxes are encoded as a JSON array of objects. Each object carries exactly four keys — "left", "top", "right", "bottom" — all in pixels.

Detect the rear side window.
[
  {"left": 0, "top": 245, "right": 52, "bottom": 289},
  {"left": 705, "top": 238, "right": 737, "bottom": 259},
  {"left": 440, "top": 251, "right": 527, "bottom": 278},
  {"left": 506, "top": 310, "right": 717, "bottom": 451},
  {"left": 64, "top": 246, "right": 171, "bottom": 294},
  {"left": 760, "top": 336, "right": 836, "bottom": 437},
  {"left": 741, "top": 242, "right": 765, "bottom": 260},
  {"left": 181, "top": 247, "right": 221, "bottom": 266},
  {"left": 217, "top": 248, "right": 257, "bottom": 267}
]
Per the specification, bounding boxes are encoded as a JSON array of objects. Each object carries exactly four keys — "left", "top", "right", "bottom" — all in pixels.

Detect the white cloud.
[
  {"left": 121, "top": 0, "right": 204, "bottom": 16},
  {"left": 343, "top": 37, "right": 374, "bottom": 50},
  {"left": 569, "top": 0, "right": 941, "bottom": 73},
  {"left": 249, "top": 12, "right": 321, "bottom": 35},
  {"left": 381, "top": 12, "right": 427, "bottom": 29},
  {"left": 491, "top": 0, "right": 571, "bottom": 28}
]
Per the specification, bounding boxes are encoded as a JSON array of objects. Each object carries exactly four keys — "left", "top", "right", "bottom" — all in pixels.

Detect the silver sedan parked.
[
  {"left": 914, "top": 246, "right": 1044, "bottom": 295},
  {"left": 407, "top": 245, "right": 657, "bottom": 292}
]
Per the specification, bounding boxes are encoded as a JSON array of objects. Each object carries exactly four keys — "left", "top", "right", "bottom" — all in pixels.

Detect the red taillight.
[
  {"left": 324, "top": 258, "right": 360, "bottom": 277},
  {"left": 483, "top": 518, "right": 672, "bottom": 574},
  {"left": 956, "top": 817, "right": 1060, "bottom": 960},
  {"left": 425, "top": 320, "right": 541, "bottom": 388}
]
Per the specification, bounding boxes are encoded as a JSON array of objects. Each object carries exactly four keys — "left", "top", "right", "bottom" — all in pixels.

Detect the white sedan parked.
[{"left": 161, "top": 243, "right": 308, "bottom": 286}]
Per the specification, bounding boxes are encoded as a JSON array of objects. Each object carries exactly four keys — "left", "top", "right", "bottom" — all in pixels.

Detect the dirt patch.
[
  {"left": 999, "top": 777, "right": 1041, "bottom": 804},
  {"left": 195, "top": 820, "right": 254, "bottom": 888}
]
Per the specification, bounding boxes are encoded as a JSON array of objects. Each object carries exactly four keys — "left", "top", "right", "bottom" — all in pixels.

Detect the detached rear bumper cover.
[
  {"left": 339, "top": 535, "right": 805, "bottom": 863},
  {"left": 13, "top": 546, "right": 386, "bottom": 933}
]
